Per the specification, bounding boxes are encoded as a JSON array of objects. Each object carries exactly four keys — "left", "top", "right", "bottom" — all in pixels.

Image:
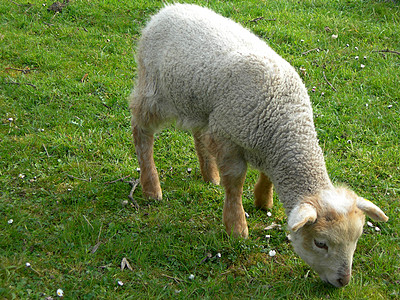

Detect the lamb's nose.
[{"left": 337, "top": 273, "right": 351, "bottom": 287}]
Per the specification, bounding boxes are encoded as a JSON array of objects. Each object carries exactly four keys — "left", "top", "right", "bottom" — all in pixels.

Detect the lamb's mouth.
[
  {"left": 321, "top": 277, "right": 339, "bottom": 288},
  {"left": 320, "top": 275, "right": 350, "bottom": 288}
]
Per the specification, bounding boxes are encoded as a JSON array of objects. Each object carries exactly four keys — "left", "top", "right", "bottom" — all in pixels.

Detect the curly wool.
[{"left": 131, "top": 3, "right": 332, "bottom": 212}]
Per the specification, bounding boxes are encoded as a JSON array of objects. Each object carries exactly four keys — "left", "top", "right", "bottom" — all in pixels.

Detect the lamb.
[{"left": 129, "top": 4, "right": 388, "bottom": 287}]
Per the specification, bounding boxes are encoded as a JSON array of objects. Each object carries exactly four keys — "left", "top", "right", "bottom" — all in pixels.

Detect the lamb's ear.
[
  {"left": 288, "top": 203, "right": 317, "bottom": 232},
  {"left": 357, "top": 198, "right": 388, "bottom": 222}
]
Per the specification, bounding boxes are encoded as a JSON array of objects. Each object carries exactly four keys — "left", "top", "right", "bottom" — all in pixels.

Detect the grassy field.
[{"left": 0, "top": 0, "right": 399, "bottom": 298}]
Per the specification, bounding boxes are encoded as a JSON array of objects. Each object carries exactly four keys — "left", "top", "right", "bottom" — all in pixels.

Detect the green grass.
[{"left": 1, "top": 0, "right": 399, "bottom": 298}]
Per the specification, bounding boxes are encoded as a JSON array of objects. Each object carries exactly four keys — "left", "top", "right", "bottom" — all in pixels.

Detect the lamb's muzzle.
[
  {"left": 337, "top": 273, "right": 351, "bottom": 287},
  {"left": 321, "top": 273, "right": 351, "bottom": 288},
  {"left": 129, "top": 3, "right": 389, "bottom": 286}
]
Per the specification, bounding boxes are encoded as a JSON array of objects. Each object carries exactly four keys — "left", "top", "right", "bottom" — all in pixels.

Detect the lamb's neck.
[
  {"left": 275, "top": 169, "right": 332, "bottom": 214},
  {"left": 267, "top": 146, "right": 333, "bottom": 214}
]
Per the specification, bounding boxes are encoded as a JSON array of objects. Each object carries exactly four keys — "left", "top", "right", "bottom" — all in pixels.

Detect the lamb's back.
[{"left": 138, "top": 4, "right": 302, "bottom": 128}]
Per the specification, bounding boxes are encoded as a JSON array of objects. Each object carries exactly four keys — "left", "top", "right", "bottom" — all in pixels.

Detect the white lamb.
[{"left": 129, "top": 4, "right": 388, "bottom": 287}]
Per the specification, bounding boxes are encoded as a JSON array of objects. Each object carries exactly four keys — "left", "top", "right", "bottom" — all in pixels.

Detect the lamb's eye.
[{"left": 314, "top": 240, "right": 328, "bottom": 250}]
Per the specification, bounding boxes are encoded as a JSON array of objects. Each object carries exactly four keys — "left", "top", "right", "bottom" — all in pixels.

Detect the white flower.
[
  {"left": 26, "top": 262, "right": 31, "bottom": 267},
  {"left": 56, "top": 289, "right": 64, "bottom": 297},
  {"left": 375, "top": 226, "right": 381, "bottom": 232},
  {"left": 355, "top": 56, "right": 359, "bottom": 60},
  {"left": 331, "top": 34, "right": 338, "bottom": 39},
  {"left": 265, "top": 235, "right": 271, "bottom": 239},
  {"left": 268, "top": 250, "right": 276, "bottom": 257},
  {"left": 188, "top": 274, "right": 195, "bottom": 280},
  {"left": 8, "top": 117, "right": 14, "bottom": 122},
  {"left": 361, "top": 64, "right": 365, "bottom": 69},
  {"left": 118, "top": 280, "right": 124, "bottom": 286},
  {"left": 8, "top": 219, "right": 13, "bottom": 224},
  {"left": 266, "top": 212, "right": 272, "bottom": 217},
  {"left": 355, "top": 46, "right": 359, "bottom": 50},
  {"left": 367, "top": 221, "right": 374, "bottom": 227},
  {"left": 18, "top": 174, "right": 25, "bottom": 179},
  {"left": 216, "top": 253, "right": 221, "bottom": 258},
  {"left": 245, "top": 212, "right": 249, "bottom": 218}
]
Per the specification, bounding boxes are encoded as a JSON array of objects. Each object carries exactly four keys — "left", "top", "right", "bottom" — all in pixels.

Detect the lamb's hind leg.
[
  {"left": 132, "top": 125, "right": 162, "bottom": 200},
  {"left": 254, "top": 172, "right": 273, "bottom": 210},
  {"left": 193, "top": 131, "right": 220, "bottom": 185},
  {"left": 212, "top": 138, "right": 248, "bottom": 238},
  {"left": 130, "top": 54, "right": 163, "bottom": 200}
]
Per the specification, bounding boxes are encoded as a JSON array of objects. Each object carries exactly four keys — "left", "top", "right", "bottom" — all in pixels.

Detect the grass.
[{"left": 0, "top": 0, "right": 399, "bottom": 298}]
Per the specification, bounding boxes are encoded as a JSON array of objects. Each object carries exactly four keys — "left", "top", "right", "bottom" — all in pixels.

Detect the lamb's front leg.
[
  {"left": 222, "top": 175, "right": 248, "bottom": 238},
  {"left": 132, "top": 125, "right": 162, "bottom": 200},
  {"left": 215, "top": 145, "right": 248, "bottom": 238}
]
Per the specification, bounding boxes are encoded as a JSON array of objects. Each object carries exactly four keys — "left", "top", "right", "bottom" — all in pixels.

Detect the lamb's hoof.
[
  {"left": 207, "top": 178, "right": 220, "bottom": 186},
  {"left": 203, "top": 174, "right": 220, "bottom": 185},
  {"left": 143, "top": 189, "right": 162, "bottom": 201},
  {"left": 211, "top": 179, "right": 220, "bottom": 185},
  {"left": 254, "top": 198, "right": 273, "bottom": 211},
  {"left": 254, "top": 203, "right": 273, "bottom": 211},
  {"left": 226, "top": 225, "right": 249, "bottom": 239},
  {"left": 238, "top": 227, "right": 249, "bottom": 239}
]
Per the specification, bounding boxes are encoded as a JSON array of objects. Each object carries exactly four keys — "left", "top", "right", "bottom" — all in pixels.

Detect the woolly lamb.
[{"left": 129, "top": 4, "right": 388, "bottom": 287}]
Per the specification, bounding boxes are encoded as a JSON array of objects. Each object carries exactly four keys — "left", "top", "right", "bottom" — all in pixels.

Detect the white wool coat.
[{"left": 133, "top": 4, "right": 332, "bottom": 212}]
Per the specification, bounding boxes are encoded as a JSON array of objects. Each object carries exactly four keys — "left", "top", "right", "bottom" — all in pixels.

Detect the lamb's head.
[{"left": 288, "top": 187, "right": 388, "bottom": 287}]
